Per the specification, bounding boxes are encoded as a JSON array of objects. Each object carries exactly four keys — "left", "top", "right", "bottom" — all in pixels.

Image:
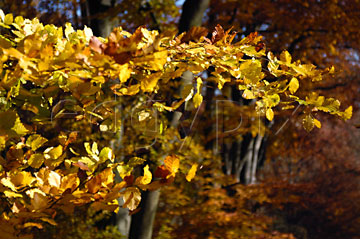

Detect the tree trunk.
[
  {"left": 129, "top": 190, "right": 160, "bottom": 239},
  {"left": 85, "top": 1, "right": 131, "bottom": 237},
  {"left": 86, "top": 0, "right": 117, "bottom": 37},
  {"left": 128, "top": 2, "right": 211, "bottom": 239}
]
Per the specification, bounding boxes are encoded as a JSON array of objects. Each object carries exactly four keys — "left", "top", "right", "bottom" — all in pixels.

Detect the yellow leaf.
[
  {"left": 133, "top": 50, "right": 167, "bottom": 71},
  {"left": 240, "top": 60, "right": 263, "bottom": 84},
  {"left": 288, "top": 77, "right": 299, "bottom": 94},
  {"left": 193, "top": 77, "right": 203, "bottom": 108},
  {"left": 314, "top": 119, "right": 321, "bottom": 128},
  {"left": 136, "top": 165, "right": 152, "bottom": 185},
  {"left": 28, "top": 153, "right": 45, "bottom": 168},
  {"left": 4, "top": 14, "right": 13, "bottom": 25},
  {"left": 64, "top": 22, "right": 74, "bottom": 39},
  {"left": 23, "top": 222, "right": 43, "bottom": 229},
  {"left": 266, "top": 108, "right": 274, "bottom": 121},
  {"left": 186, "top": 163, "right": 198, "bottom": 182},
  {"left": 280, "top": 50, "right": 292, "bottom": 64},
  {"left": 116, "top": 84, "right": 140, "bottom": 96},
  {"left": 44, "top": 145, "right": 63, "bottom": 160},
  {"left": 141, "top": 72, "right": 161, "bottom": 92},
  {"left": 40, "top": 217, "right": 57, "bottom": 226},
  {"left": 242, "top": 89, "right": 255, "bottom": 99},
  {"left": 12, "top": 116, "right": 29, "bottom": 136},
  {"left": 3, "top": 190, "right": 22, "bottom": 198},
  {"left": 343, "top": 106, "right": 352, "bottom": 120},
  {"left": 26, "top": 134, "right": 48, "bottom": 151},
  {"left": 0, "top": 9, "right": 4, "bottom": 22},
  {"left": 164, "top": 155, "right": 179, "bottom": 178},
  {"left": 119, "top": 64, "right": 132, "bottom": 83},
  {"left": 60, "top": 173, "right": 80, "bottom": 192},
  {"left": 122, "top": 187, "right": 141, "bottom": 211},
  {"left": 86, "top": 168, "right": 114, "bottom": 193},
  {"left": 48, "top": 171, "right": 61, "bottom": 188},
  {"left": 10, "top": 171, "right": 35, "bottom": 189},
  {"left": 99, "top": 147, "right": 114, "bottom": 163},
  {"left": 117, "top": 164, "right": 132, "bottom": 179}
]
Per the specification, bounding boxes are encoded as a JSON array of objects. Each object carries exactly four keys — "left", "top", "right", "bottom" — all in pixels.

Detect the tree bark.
[
  {"left": 85, "top": 1, "right": 130, "bottom": 237},
  {"left": 86, "top": 0, "right": 117, "bottom": 37},
  {"left": 129, "top": 190, "right": 160, "bottom": 239},
  {"left": 178, "top": 0, "right": 210, "bottom": 33},
  {"left": 128, "top": 2, "right": 211, "bottom": 239}
]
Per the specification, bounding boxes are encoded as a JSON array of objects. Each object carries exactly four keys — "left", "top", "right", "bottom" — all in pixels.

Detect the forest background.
[{"left": 0, "top": 0, "right": 359, "bottom": 239}]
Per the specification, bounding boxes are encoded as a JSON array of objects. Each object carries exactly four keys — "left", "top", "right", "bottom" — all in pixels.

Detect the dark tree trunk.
[{"left": 86, "top": 0, "right": 117, "bottom": 37}]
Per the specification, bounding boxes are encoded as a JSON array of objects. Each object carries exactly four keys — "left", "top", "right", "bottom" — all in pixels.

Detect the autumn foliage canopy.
[{"left": 0, "top": 8, "right": 353, "bottom": 238}]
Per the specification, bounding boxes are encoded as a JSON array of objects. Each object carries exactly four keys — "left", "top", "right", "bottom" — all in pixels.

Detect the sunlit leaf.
[
  {"left": 314, "top": 119, "right": 321, "bottom": 128},
  {"left": 186, "top": 163, "right": 198, "bottom": 182},
  {"left": 280, "top": 50, "right": 292, "bottom": 64},
  {"left": 164, "top": 155, "right": 179, "bottom": 178},
  {"left": 136, "top": 165, "right": 152, "bottom": 185},
  {"left": 266, "top": 108, "right": 274, "bottom": 121},
  {"left": 99, "top": 147, "right": 114, "bottom": 163},
  {"left": 122, "top": 187, "right": 141, "bottom": 211},
  {"left": 193, "top": 77, "right": 203, "bottom": 108},
  {"left": 288, "top": 77, "right": 299, "bottom": 94},
  {"left": 28, "top": 153, "right": 45, "bottom": 168},
  {"left": 26, "top": 135, "right": 48, "bottom": 151}
]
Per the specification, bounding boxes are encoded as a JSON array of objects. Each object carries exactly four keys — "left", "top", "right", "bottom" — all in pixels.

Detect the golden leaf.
[
  {"left": 141, "top": 72, "right": 161, "bottom": 92},
  {"left": 240, "top": 60, "right": 263, "bottom": 84},
  {"left": 266, "top": 108, "right": 274, "bottom": 121},
  {"left": 186, "top": 163, "right": 198, "bottom": 182},
  {"left": 343, "top": 106, "right": 352, "bottom": 120},
  {"left": 314, "top": 119, "right": 321, "bottom": 128},
  {"left": 44, "top": 145, "right": 63, "bottom": 160},
  {"left": 99, "top": 147, "right": 114, "bottom": 163},
  {"left": 280, "top": 50, "right": 292, "bottom": 64},
  {"left": 116, "top": 84, "right": 140, "bottom": 96},
  {"left": 242, "top": 89, "right": 255, "bottom": 99},
  {"left": 164, "top": 155, "right": 179, "bottom": 178},
  {"left": 136, "top": 165, "right": 152, "bottom": 185},
  {"left": 9, "top": 171, "right": 35, "bottom": 189},
  {"left": 28, "top": 153, "right": 45, "bottom": 168},
  {"left": 133, "top": 50, "right": 167, "bottom": 71},
  {"left": 288, "top": 77, "right": 299, "bottom": 94},
  {"left": 193, "top": 77, "right": 203, "bottom": 108},
  {"left": 60, "top": 173, "right": 80, "bottom": 192},
  {"left": 26, "top": 134, "right": 48, "bottom": 151},
  {"left": 122, "top": 187, "right": 141, "bottom": 211},
  {"left": 119, "top": 64, "right": 132, "bottom": 83},
  {"left": 23, "top": 222, "right": 43, "bottom": 229},
  {"left": 30, "top": 192, "right": 48, "bottom": 211}
]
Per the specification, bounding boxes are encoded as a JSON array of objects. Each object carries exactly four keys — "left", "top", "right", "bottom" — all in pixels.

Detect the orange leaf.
[{"left": 164, "top": 155, "right": 179, "bottom": 178}]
